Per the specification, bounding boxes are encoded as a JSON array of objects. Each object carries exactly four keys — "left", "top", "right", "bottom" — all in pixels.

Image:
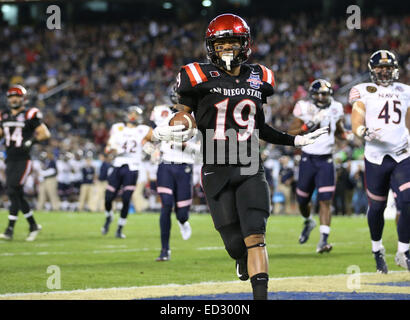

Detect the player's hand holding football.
[
  {"left": 294, "top": 126, "right": 329, "bottom": 147},
  {"left": 153, "top": 124, "right": 186, "bottom": 142}
]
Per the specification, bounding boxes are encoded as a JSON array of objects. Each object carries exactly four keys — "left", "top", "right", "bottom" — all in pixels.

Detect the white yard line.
[{"left": 1, "top": 242, "right": 365, "bottom": 256}]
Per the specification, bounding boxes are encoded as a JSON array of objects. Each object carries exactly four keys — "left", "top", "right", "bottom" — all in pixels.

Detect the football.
[{"left": 169, "top": 111, "right": 197, "bottom": 130}]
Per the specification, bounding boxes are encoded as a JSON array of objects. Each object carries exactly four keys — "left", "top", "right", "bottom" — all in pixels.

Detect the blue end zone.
[{"left": 144, "top": 291, "right": 410, "bottom": 300}]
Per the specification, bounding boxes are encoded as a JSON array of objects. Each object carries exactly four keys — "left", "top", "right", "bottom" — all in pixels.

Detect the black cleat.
[
  {"left": 374, "top": 247, "right": 388, "bottom": 274},
  {"left": 101, "top": 216, "right": 112, "bottom": 235},
  {"left": 0, "top": 227, "right": 13, "bottom": 240},
  {"left": 236, "top": 253, "right": 249, "bottom": 281},
  {"left": 299, "top": 218, "right": 316, "bottom": 244},
  {"left": 115, "top": 229, "right": 126, "bottom": 239},
  {"left": 156, "top": 249, "right": 171, "bottom": 261}
]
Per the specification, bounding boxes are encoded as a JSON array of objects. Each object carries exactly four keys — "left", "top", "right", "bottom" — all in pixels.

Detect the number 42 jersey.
[
  {"left": 176, "top": 62, "right": 275, "bottom": 166},
  {"left": 107, "top": 123, "right": 150, "bottom": 171},
  {"left": 349, "top": 82, "right": 410, "bottom": 165},
  {"left": 0, "top": 107, "right": 43, "bottom": 162}
]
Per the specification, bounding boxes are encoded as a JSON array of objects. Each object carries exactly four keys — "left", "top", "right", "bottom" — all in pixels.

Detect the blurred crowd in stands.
[{"left": 0, "top": 13, "right": 408, "bottom": 214}]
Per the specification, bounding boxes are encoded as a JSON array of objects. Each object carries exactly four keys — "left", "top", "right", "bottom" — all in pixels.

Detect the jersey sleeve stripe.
[
  {"left": 184, "top": 63, "right": 207, "bottom": 87},
  {"left": 26, "top": 108, "right": 39, "bottom": 120},
  {"left": 183, "top": 65, "right": 197, "bottom": 87},
  {"left": 259, "top": 64, "right": 275, "bottom": 86},
  {"left": 348, "top": 88, "right": 361, "bottom": 103},
  {"left": 193, "top": 63, "right": 208, "bottom": 83}
]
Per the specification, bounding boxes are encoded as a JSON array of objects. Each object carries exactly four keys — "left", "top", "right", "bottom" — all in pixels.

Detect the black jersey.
[
  {"left": 0, "top": 107, "right": 43, "bottom": 162},
  {"left": 176, "top": 62, "right": 293, "bottom": 166}
]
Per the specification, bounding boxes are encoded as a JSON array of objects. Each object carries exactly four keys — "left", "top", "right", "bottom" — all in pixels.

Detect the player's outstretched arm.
[{"left": 294, "top": 127, "right": 329, "bottom": 147}]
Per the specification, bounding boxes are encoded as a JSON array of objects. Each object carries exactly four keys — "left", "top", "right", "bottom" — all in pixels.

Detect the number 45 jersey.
[
  {"left": 349, "top": 82, "right": 410, "bottom": 165},
  {"left": 176, "top": 62, "right": 275, "bottom": 166},
  {"left": 0, "top": 107, "right": 43, "bottom": 162}
]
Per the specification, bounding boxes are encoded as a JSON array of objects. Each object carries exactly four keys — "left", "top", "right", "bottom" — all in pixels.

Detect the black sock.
[
  {"left": 27, "top": 216, "right": 36, "bottom": 228},
  {"left": 8, "top": 220, "right": 16, "bottom": 229},
  {"left": 250, "top": 273, "right": 269, "bottom": 300}
]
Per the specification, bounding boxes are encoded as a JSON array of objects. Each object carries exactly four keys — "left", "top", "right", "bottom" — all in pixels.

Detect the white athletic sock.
[
  {"left": 319, "top": 225, "right": 330, "bottom": 234},
  {"left": 105, "top": 210, "right": 113, "bottom": 218},
  {"left": 118, "top": 218, "right": 127, "bottom": 227},
  {"left": 371, "top": 240, "right": 383, "bottom": 253},
  {"left": 398, "top": 241, "right": 410, "bottom": 253}
]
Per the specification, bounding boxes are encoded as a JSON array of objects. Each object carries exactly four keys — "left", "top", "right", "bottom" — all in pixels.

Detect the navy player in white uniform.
[
  {"left": 350, "top": 50, "right": 410, "bottom": 272},
  {"left": 150, "top": 99, "right": 200, "bottom": 261},
  {"left": 288, "top": 79, "right": 347, "bottom": 253},
  {"left": 102, "top": 106, "right": 155, "bottom": 239}
]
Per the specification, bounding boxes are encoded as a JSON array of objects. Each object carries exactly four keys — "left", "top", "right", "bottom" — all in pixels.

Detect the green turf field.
[{"left": 0, "top": 210, "right": 403, "bottom": 295}]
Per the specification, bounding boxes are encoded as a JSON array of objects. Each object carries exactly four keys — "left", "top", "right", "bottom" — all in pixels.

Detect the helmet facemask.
[
  {"left": 206, "top": 35, "right": 250, "bottom": 71},
  {"left": 370, "top": 65, "right": 399, "bottom": 87},
  {"left": 368, "top": 50, "right": 399, "bottom": 87},
  {"left": 125, "top": 106, "right": 143, "bottom": 125},
  {"left": 7, "top": 85, "right": 27, "bottom": 109},
  {"left": 8, "top": 95, "right": 24, "bottom": 109},
  {"left": 309, "top": 79, "right": 333, "bottom": 109}
]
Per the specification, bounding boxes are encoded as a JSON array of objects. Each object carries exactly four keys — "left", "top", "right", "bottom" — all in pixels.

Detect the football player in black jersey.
[
  {"left": 153, "top": 14, "right": 328, "bottom": 300},
  {"left": 0, "top": 85, "right": 50, "bottom": 241}
]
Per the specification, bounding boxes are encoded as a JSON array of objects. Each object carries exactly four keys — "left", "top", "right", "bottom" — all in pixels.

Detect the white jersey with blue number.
[
  {"left": 150, "top": 105, "right": 197, "bottom": 164},
  {"left": 349, "top": 82, "right": 410, "bottom": 165},
  {"left": 108, "top": 122, "right": 150, "bottom": 171},
  {"left": 293, "top": 98, "right": 344, "bottom": 155}
]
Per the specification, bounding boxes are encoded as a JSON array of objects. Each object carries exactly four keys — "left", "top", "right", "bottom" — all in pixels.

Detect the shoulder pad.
[{"left": 25, "top": 107, "right": 43, "bottom": 120}]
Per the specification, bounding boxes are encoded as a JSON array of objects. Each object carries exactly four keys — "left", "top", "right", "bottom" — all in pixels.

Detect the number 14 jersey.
[
  {"left": 349, "top": 82, "right": 410, "bottom": 165},
  {"left": 0, "top": 107, "right": 42, "bottom": 162},
  {"left": 176, "top": 62, "right": 275, "bottom": 166}
]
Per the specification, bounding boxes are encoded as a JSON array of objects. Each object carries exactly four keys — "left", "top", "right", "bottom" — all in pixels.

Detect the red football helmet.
[
  {"left": 205, "top": 13, "right": 251, "bottom": 70},
  {"left": 6, "top": 84, "right": 27, "bottom": 108},
  {"left": 7, "top": 84, "right": 27, "bottom": 98}
]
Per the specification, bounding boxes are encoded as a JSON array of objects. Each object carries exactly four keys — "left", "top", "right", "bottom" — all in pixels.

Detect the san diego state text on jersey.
[
  {"left": 176, "top": 62, "right": 275, "bottom": 166},
  {"left": 0, "top": 107, "right": 42, "bottom": 161}
]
